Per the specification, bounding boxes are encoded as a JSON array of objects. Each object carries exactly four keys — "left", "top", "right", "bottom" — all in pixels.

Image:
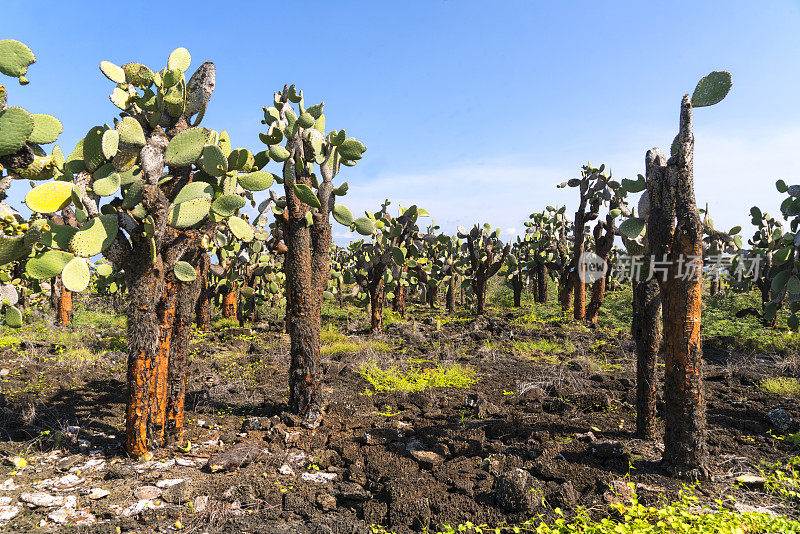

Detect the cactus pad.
[
  {"left": 25, "top": 181, "right": 73, "bottom": 213},
  {"left": 692, "top": 71, "right": 732, "bottom": 108},
  {"left": 122, "top": 63, "right": 155, "bottom": 88},
  {"left": 82, "top": 126, "right": 107, "bottom": 172},
  {"left": 332, "top": 204, "right": 354, "bottom": 226},
  {"left": 10, "top": 154, "right": 56, "bottom": 181},
  {"left": 0, "top": 107, "right": 34, "bottom": 156},
  {"left": 168, "top": 197, "right": 211, "bottom": 228},
  {"left": 174, "top": 260, "right": 197, "bottom": 282},
  {"left": 26, "top": 250, "right": 74, "bottom": 279},
  {"left": 211, "top": 195, "right": 246, "bottom": 217},
  {"left": 62, "top": 256, "right": 90, "bottom": 292},
  {"left": 164, "top": 127, "right": 210, "bottom": 167},
  {"left": 69, "top": 214, "right": 119, "bottom": 257},
  {"left": 5, "top": 305, "right": 22, "bottom": 328},
  {"left": 116, "top": 117, "right": 146, "bottom": 146},
  {"left": 93, "top": 171, "right": 121, "bottom": 196},
  {"left": 293, "top": 183, "right": 321, "bottom": 208},
  {"left": 268, "top": 145, "right": 290, "bottom": 162},
  {"left": 228, "top": 216, "right": 253, "bottom": 242},
  {"left": 354, "top": 217, "right": 374, "bottom": 236},
  {"left": 337, "top": 138, "right": 366, "bottom": 161},
  {"left": 237, "top": 170, "right": 274, "bottom": 191},
  {"left": 227, "top": 149, "right": 254, "bottom": 172},
  {"left": 168, "top": 47, "right": 191, "bottom": 72},
  {"left": 28, "top": 114, "right": 63, "bottom": 145},
  {"left": 199, "top": 144, "right": 227, "bottom": 176},
  {"left": 99, "top": 60, "right": 125, "bottom": 83},
  {"left": 173, "top": 181, "right": 214, "bottom": 204},
  {"left": 0, "top": 40, "right": 35, "bottom": 78},
  {"left": 0, "top": 284, "right": 18, "bottom": 306}
]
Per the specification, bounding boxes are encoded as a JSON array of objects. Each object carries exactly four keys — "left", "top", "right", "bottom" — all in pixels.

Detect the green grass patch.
[
  {"left": 358, "top": 360, "right": 477, "bottom": 392},
  {"left": 759, "top": 377, "right": 800, "bottom": 398}
]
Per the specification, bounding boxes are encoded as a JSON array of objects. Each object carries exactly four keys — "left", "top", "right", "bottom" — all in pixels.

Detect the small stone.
[
  {"left": 242, "top": 417, "right": 261, "bottom": 431},
  {"left": 0, "top": 505, "right": 19, "bottom": 521},
  {"left": 336, "top": 482, "right": 371, "bottom": 501},
  {"left": 194, "top": 495, "right": 209, "bottom": 513},
  {"left": 20, "top": 492, "right": 65, "bottom": 507},
  {"left": 88, "top": 488, "right": 110, "bottom": 500},
  {"left": 279, "top": 464, "right": 294, "bottom": 476},
  {"left": 575, "top": 431, "right": 596, "bottom": 443},
  {"left": 0, "top": 497, "right": 10, "bottom": 506},
  {"left": 156, "top": 478, "right": 185, "bottom": 488},
  {"left": 0, "top": 479, "right": 18, "bottom": 491},
  {"left": 206, "top": 442, "right": 262, "bottom": 472},
  {"left": 590, "top": 441, "right": 628, "bottom": 460},
  {"left": 133, "top": 486, "right": 161, "bottom": 500},
  {"left": 0, "top": 369, "right": 9, "bottom": 377},
  {"left": 765, "top": 408, "right": 794, "bottom": 432},
  {"left": 175, "top": 457, "right": 196, "bottom": 467},
  {"left": 410, "top": 449, "right": 444, "bottom": 466},
  {"left": 301, "top": 471, "right": 337, "bottom": 483}
]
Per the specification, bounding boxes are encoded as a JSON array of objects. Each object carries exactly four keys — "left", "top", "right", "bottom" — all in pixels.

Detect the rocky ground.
[{"left": 0, "top": 301, "right": 797, "bottom": 533}]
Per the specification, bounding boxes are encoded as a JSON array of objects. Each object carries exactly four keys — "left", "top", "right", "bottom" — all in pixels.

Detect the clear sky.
[{"left": 4, "top": 0, "right": 800, "bottom": 243}]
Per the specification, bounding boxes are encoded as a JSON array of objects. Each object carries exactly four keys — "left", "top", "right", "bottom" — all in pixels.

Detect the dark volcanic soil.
[{"left": 0, "top": 304, "right": 797, "bottom": 533}]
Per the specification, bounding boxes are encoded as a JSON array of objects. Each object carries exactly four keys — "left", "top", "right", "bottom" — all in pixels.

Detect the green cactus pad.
[
  {"left": 69, "top": 214, "right": 119, "bottom": 257},
  {"left": 691, "top": 71, "right": 732, "bottom": 108},
  {"left": 164, "top": 84, "right": 185, "bottom": 117},
  {"left": 0, "top": 284, "right": 18, "bottom": 306},
  {"left": 95, "top": 263, "right": 113, "bottom": 277},
  {"left": 199, "top": 145, "right": 227, "bottom": 176},
  {"left": 173, "top": 181, "right": 213, "bottom": 204},
  {"left": 227, "top": 149, "right": 254, "bottom": 172},
  {"left": 174, "top": 260, "right": 197, "bottom": 282},
  {"left": 168, "top": 47, "right": 191, "bottom": 72},
  {"left": 0, "top": 106, "right": 34, "bottom": 156},
  {"left": 0, "top": 40, "right": 35, "bottom": 78},
  {"left": 5, "top": 305, "right": 22, "bottom": 328},
  {"left": 116, "top": 117, "right": 146, "bottom": 146},
  {"left": 25, "top": 181, "right": 73, "bottom": 213},
  {"left": 26, "top": 250, "right": 74, "bottom": 279},
  {"left": 164, "top": 127, "right": 210, "bottom": 167},
  {"left": 122, "top": 63, "right": 155, "bottom": 88},
  {"left": 337, "top": 138, "right": 366, "bottom": 161},
  {"left": 297, "top": 112, "right": 315, "bottom": 128},
  {"left": 228, "top": 216, "right": 253, "bottom": 242},
  {"left": 619, "top": 217, "right": 646, "bottom": 239},
  {"left": 354, "top": 217, "right": 374, "bottom": 236},
  {"left": 211, "top": 194, "right": 246, "bottom": 217},
  {"left": 293, "top": 183, "right": 320, "bottom": 208},
  {"left": 168, "top": 197, "right": 211, "bottom": 228},
  {"left": 121, "top": 180, "right": 144, "bottom": 209},
  {"left": 28, "top": 114, "right": 63, "bottom": 145},
  {"left": 268, "top": 145, "right": 290, "bottom": 162},
  {"left": 93, "top": 171, "right": 121, "bottom": 196},
  {"left": 40, "top": 223, "right": 77, "bottom": 250},
  {"left": 101, "top": 129, "right": 119, "bottom": 159},
  {"left": 332, "top": 204, "right": 354, "bottom": 226},
  {"left": 62, "top": 256, "right": 90, "bottom": 292},
  {"left": 109, "top": 86, "right": 135, "bottom": 110},
  {"left": 0, "top": 235, "right": 31, "bottom": 266},
  {"left": 99, "top": 60, "right": 125, "bottom": 83},
  {"left": 237, "top": 170, "right": 274, "bottom": 191},
  {"left": 82, "top": 126, "right": 108, "bottom": 172}
]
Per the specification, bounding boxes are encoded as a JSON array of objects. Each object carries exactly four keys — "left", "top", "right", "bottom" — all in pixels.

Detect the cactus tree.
[
  {"left": 645, "top": 71, "right": 732, "bottom": 477},
  {"left": 458, "top": 223, "right": 510, "bottom": 315},
  {"left": 258, "top": 86, "right": 365, "bottom": 427}
]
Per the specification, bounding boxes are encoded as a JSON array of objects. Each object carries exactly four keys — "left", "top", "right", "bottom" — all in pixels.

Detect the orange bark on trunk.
[
  {"left": 57, "top": 285, "right": 72, "bottom": 326},
  {"left": 151, "top": 278, "right": 177, "bottom": 446},
  {"left": 222, "top": 287, "right": 238, "bottom": 322}
]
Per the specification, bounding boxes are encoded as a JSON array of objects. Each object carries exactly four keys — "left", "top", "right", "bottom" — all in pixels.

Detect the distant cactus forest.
[{"left": 1, "top": 40, "right": 800, "bottom": 533}]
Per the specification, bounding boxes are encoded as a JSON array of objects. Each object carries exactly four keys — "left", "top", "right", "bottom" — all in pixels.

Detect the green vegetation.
[
  {"left": 759, "top": 377, "right": 800, "bottom": 397},
  {"left": 358, "top": 359, "right": 477, "bottom": 392}
]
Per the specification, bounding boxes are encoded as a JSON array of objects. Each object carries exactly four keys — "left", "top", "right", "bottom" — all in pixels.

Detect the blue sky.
[{"left": 4, "top": 0, "right": 800, "bottom": 242}]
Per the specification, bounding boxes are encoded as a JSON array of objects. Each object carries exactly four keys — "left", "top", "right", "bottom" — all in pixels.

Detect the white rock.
[
  {"left": 0, "top": 497, "right": 10, "bottom": 506},
  {"left": 155, "top": 478, "right": 184, "bottom": 488},
  {"left": 20, "top": 492, "right": 64, "bottom": 507},
  {"left": 48, "top": 506, "right": 95, "bottom": 525},
  {"left": 0, "top": 479, "right": 16, "bottom": 491},
  {"left": 279, "top": 464, "right": 294, "bottom": 476},
  {"left": 194, "top": 495, "right": 209, "bottom": 513},
  {"left": 0, "top": 505, "right": 19, "bottom": 521},
  {"left": 175, "top": 457, "right": 195, "bottom": 467},
  {"left": 88, "top": 488, "right": 110, "bottom": 500},
  {"left": 36, "top": 474, "right": 84, "bottom": 491},
  {"left": 70, "top": 458, "right": 105, "bottom": 473},
  {"left": 133, "top": 486, "right": 161, "bottom": 500},
  {"left": 301, "top": 471, "right": 337, "bottom": 483},
  {"left": 152, "top": 459, "right": 175, "bottom": 470}
]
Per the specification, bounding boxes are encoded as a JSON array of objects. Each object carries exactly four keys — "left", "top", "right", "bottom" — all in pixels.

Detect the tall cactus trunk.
[
  {"left": 586, "top": 220, "right": 615, "bottom": 324},
  {"left": 512, "top": 273, "right": 523, "bottom": 307},
  {"left": 647, "top": 96, "right": 708, "bottom": 478},
  {"left": 393, "top": 265, "right": 407, "bottom": 318},
  {"left": 428, "top": 284, "right": 438, "bottom": 309},
  {"left": 166, "top": 261, "right": 202, "bottom": 445},
  {"left": 369, "top": 276, "right": 384, "bottom": 332},
  {"left": 151, "top": 277, "right": 178, "bottom": 447},
  {"left": 558, "top": 269, "right": 573, "bottom": 312},
  {"left": 54, "top": 276, "right": 72, "bottom": 326},
  {"left": 194, "top": 254, "right": 211, "bottom": 331},
  {"left": 475, "top": 276, "right": 487, "bottom": 315},
  {"left": 572, "top": 219, "right": 586, "bottom": 321},
  {"left": 125, "top": 254, "right": 163, "bottom": 457},
  {"left": 446, "top": 274, "right": 456, "bottom": 313},
  {"left": 536, "top": 262, "right": 548, "bottom": 303},
  {"left": 633, "top": 278, "right": 661, "bottom": 440},
  {"left": 222, "top": 286, "right": 238, "bottom": 324}
]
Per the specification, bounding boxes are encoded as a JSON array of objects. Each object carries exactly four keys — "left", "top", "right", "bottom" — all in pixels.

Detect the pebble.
[
  {"left": 36, "top": 474, "right": 84, "bottom": 491},
  {"left": 156, "top": 478, "right": 184, "bottom": 488},
  {"left": 133, "top": 486, "right": 161, "bottom": 500},
  {"left": 735, "top": 474, "right": 768, "bottom": 488},
  {"left": 194, "top": 495, "right": 209, "bottom": 513},
  {"left": 0, "top": 479, "right": 18, "bottom": 491},
  {"left": 0, "top": 505, "right": 19, "bottom": 522},
  {"left": 301, "top": 471, "right": 337, "bottom": 483},
  {"left": 410, "top": 449, "right": 444, "bottom": 466},
  {"left": 279, "top": 464, "right": 294, "bottom": 476},
  {"left": 0, "top": 497, "right": 10, "bottom": 506},
  {"left": 20, "top": 492, "right": 65, "bottom": 507},
  {"left": 88, "top": 488, "right": 110, "bottom": 500}
]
